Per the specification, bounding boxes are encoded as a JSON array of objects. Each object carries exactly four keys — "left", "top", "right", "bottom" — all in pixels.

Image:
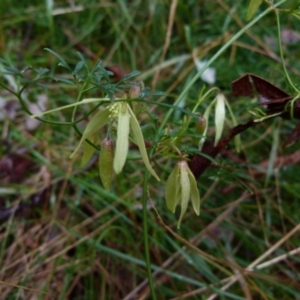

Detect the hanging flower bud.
[
  {"left": 165, "top": 160, "right": 200, "bottom": 228},
  {"left": 196, "top": 116, "right": 206, "bottom": 136},
  {"left": 99, "top": 138, "right": 114, "bottom": 190},
  {"left": 129, "top": 81, "right": 145, "bottom": 115},
  {"left": 129, "top": 85, "right": 141, "bottom": 99}
]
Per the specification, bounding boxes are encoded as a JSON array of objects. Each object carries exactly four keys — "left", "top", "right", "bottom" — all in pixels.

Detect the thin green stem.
[
  {"left": 275, "top": 8, "right": 300, "bottom": 93},
  {"left": 192, "top": 87, "right": 220, "bottom": 113},
  {"left": 0, "top": 81, "right": 17, "bottom": 95},
  {"left": 18, "top": 88, "right": 73, "bottom": 125},
  {"left": 71, "top": 80, "right": 90, "bottom": 122},
  {"left": 142, "top": 171, "right": 157, "bottom": 300}
]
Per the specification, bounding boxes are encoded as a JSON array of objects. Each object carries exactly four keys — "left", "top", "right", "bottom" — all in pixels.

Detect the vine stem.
[
  {"left": 275, "top": 7, "right": 300, "bottom": 93},
  {"left": 142, "top": 171, "right": 157, "bottom": 300}
]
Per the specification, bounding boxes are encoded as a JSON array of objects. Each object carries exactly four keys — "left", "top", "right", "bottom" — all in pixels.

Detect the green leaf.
[
  {"left": 120, "top": 71, "right": 141, "bottom": 81},
  {"left": 128, "top": 105, "right": 160, "bottom": 181},
  {"left": 0, "top": 64, "right": 20, "bottom": 75},
  {"left": 37, "top": 83, "right": 48, "bottom": 91},
  {"left": 214, "top": 94, "right": 226, "bottom": 146},
  {"left": 70, "top": 108, "right": 110, "bottom": 158},
  {"left": 0, "top": 62, "right": 18, "bottom": 92},
  {"left": 35, "top": 68, "right": 49, "bottom": 78},
  {"left": 44, "top": 48, "right": 71, "bottom": 70},
  {"left": 76, "top": 52, "right": 88, "bottom": 67},
  {"left": 187, "top": 167, "right": 200, "bottom": 216},
  {"left": 73, "top": 61, "right": 84, "bottom": 75},
  {"left": 247, "top": 0, "right": 262, "bottom": 20},
  {"left": 114, "top": 103, "right": 130, "bottom": 174},
  {"left": 165, "top": 163, "right": 180, "bottom": 213}
]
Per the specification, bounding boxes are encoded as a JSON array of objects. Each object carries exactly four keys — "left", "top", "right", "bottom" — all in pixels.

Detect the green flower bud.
[
  {"left": 129, "top": 82, "right": 145, "bottom": 115},
  {"left": 129, "top": 81, "right": 145, "bottom": 99},
  {"left": 99, "top": 138, "right": 114, "bottom": 190},
  {"left": 129, "top": 85, "right": 141, "bottom": 99},
  {"left": 196, "top": 116, "right": 206, "bottom": 136}
]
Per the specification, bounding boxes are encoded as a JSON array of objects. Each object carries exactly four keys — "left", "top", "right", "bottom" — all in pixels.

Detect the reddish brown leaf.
[
  {"left": 231, "top": 73, "right": 293, "bottom": 115},
  {"left": 231, "top": 73, "right": 256, "bottom": 98},
  {"left": 231, "top": 73, "right": 290, "bottom": 100}
]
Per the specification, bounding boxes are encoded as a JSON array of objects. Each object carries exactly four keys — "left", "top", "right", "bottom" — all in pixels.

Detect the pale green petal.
[
  {"left": 81, "top": 133, "right": 98, "bottom": 167},
  {"left": 99, "top": 138, "right": 114, "bottom": 190},
  {"left": 214, "top": 94, "right": 226, "bottom": 146},
  {"left": 177, "top": 161, "right": 191, "bottom": 229},
  {"left": 165, "top": 163, "right": 180, "bottom": 213},
  {"left": 113, "top": 103, "right": 130, "bottom": 174},
  {"left": 187, "top": 167, "right": 200, "bottom": 216},
  {"left": 128, "top": 105, "right": 160, "bottom": 181},
  {"left": 70, "top": 108, "right": 110, "bottom": 158}
]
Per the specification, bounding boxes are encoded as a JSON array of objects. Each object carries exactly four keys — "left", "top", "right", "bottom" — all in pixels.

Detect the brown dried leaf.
[{"left": 231, "top": 73, "right": 292, "bottom": 115}]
